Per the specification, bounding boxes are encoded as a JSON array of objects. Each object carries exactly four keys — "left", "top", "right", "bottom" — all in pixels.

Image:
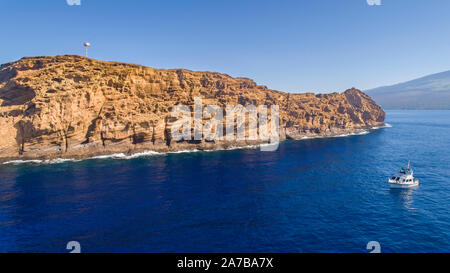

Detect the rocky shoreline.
[
  {"left": 0, "top": 55, "right": 385, "bottom": 163},
  {"left": 1, "top": 125, "right": 384, "bottom": 165}
]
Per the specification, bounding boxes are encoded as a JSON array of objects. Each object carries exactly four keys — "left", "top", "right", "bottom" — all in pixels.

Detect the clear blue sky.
[{"left": 2, "top": 0, "right": 450, "bottom": 93}]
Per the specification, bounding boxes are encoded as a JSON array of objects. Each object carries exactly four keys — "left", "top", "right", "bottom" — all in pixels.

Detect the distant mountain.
[{"left": 366, "top": 70, "right": 450, "bottom": 109}]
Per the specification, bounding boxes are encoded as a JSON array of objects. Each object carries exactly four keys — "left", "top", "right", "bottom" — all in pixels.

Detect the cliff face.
[{"left": 0, "top": 55, "right": 384, "bottom": 161}]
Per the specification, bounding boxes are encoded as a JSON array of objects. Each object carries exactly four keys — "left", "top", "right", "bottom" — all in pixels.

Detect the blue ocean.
[{"left": 1, "top": 110, "right": 449, "bottom": 253}]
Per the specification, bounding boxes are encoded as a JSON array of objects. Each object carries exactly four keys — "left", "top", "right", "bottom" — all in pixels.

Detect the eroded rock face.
[{"left": 0, "top": 55, "right": 385, "bottom": 161}]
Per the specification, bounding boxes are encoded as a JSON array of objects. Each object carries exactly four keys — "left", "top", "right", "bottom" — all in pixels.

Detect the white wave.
[
  {"left": 370, "top": 123, "right": 392, "bottom": 129},
  {"left": 126, "top": 150, "right": 162, "bottom": 158},
  {"left": 2, "top": 159, "right": 43, "bottom": 165},
  {"left": 88, "top": 150, "right": 162, "bottom": 160},
  {"left": 226, "top": 145, "right": 258, "bottom": 151},
  {"left": 365, "top": 124, "right": 390, "bottom": 132},
  {"left": 2, "top": 158, "right": 83, "bottom": 165},
  {"left": 354, "top": 130, "right": 370, "bottom": 135},
  {"left": 167, "top": 149, "right": 199, "bottom": 154},
  {"left": 334, "top": 130, "right": 370, "bottom": 137},
  {"left": 2, "top": 151, "right": 162, "bottom": 165},
  {"left": 43, "top": 158, "right": 80, "bottom": 164},
  {"left": 90, "top": 153, "right": 128, "bottom": 160},
  {"left": 300, "top": 135, "right": 326, "bottom": 140}
]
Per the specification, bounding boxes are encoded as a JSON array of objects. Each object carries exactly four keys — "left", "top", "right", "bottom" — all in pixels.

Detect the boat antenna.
[{"left": 408, "top": 160, "right": 410, "bottom": 170}]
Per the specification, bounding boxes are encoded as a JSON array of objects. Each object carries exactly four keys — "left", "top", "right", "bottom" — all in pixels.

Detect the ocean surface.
[{"left": 1, "top": 110, "right": 449, "bottom": 253}]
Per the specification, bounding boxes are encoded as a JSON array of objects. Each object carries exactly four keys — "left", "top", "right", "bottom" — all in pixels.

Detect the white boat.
[{"left": 388, "top": 161, "right": 419, "bottom": 189}]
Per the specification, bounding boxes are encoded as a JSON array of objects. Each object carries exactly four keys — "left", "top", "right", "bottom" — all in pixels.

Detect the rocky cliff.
[{"left": 0, "top": 55, "right": 385, "bottom": 162}]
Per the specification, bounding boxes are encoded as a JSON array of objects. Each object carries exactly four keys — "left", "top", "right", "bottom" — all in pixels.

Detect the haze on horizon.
[{"left": 2, "top": 0, "right": 450, "bottom": 93}]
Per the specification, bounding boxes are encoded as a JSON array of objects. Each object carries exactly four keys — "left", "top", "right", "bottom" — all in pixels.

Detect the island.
[{"left": 0, "top": 55, "right": 385, "bottom": 162}]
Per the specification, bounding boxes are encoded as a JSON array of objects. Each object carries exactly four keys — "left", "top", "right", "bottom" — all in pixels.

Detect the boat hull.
[{"left": 389, "top": 181, "right": 419, "bottom": 189}]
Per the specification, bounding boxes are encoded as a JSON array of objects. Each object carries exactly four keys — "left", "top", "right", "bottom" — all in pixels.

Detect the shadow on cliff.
[
  {"left": 0, "top": 84, "right": 36, "bottom": 106},
  {"left": 14, "top": 120, "right": 34, "bottom": 155},
  {"left": 0, "top": 66, "right": 36, "bottom": 106}
]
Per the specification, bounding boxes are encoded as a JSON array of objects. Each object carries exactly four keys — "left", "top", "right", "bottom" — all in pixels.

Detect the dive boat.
[{"left": 388, "top": 161, "right": 419, "bottom": 189}]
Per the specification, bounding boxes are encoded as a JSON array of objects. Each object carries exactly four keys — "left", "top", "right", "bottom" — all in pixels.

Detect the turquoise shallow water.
[{"left": 0, "top": 110, "right": 449, "bottom": 252}]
